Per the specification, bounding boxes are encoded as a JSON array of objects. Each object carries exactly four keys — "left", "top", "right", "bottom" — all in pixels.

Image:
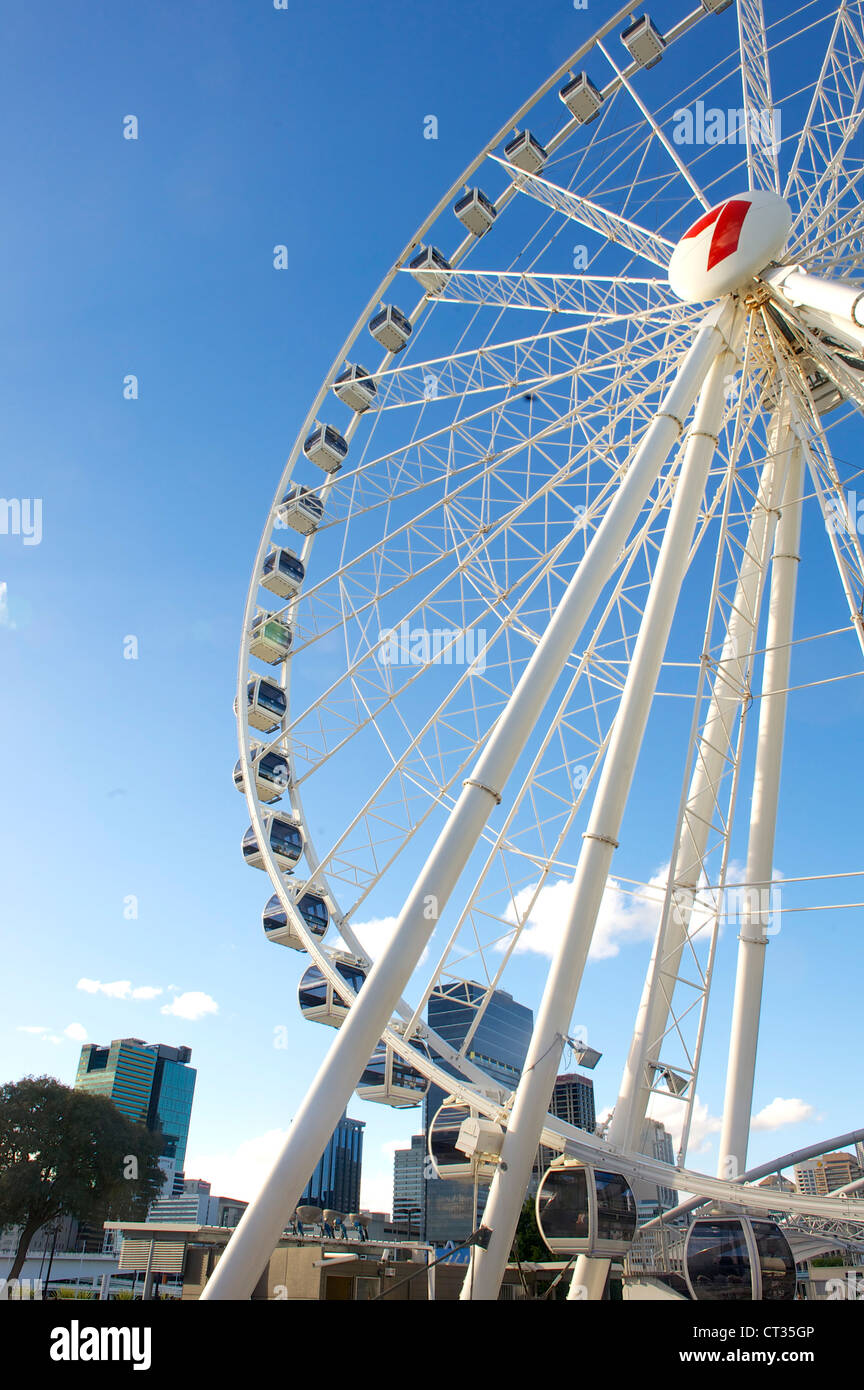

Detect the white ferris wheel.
[{"left": 206, "top": 0, "right": 864, "bottom": 1301}]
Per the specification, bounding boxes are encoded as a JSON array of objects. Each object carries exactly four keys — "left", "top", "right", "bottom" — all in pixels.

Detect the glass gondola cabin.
[
  {"left": 621, "top": 14, "right": 666, "bottom": 68},
  {"left": 298, "top": 954, "right": 367, "bottom": 1027},
  {"left": 560, "top": 72, "right": 604, "bottom": 122},
  {"left": 239, "top": 675, "right": 286, "bottom": 732},
  {"left": 233, "top": 749, "right": 290, "bottom": 803},
  {"left": 303, "top": 424, "right": 348, "bottom": 474},
  {"left": 242, "top": 810, "right": 303, "bottom": 872},
  {"left": 454, "top": 188, "right": 497, "bottom": 237},
  {"left": 502, "top": 129, "right": 548, "bottom": 174},
  {"left": 277, "top": 485, "right": 324, "bottom": 535},
  {"left": 368, "top": 305, "right": 412, "bottom": 354},
  {"left": 356, "top": 1042, "right": 430, "bottom": 1108},
  {"left": 260, "top": 546, "right": 305, "bottom": 600},
  {"left": 408, "top": 245, "right": 452, "bottom": 296},
  {"left": 262, "top": 889, "right": 329, "bottom": 950},
  {"left": 249, "top": 611, "right": 292, "bottom": 664},
  {"left": 536, "top": 1159, "right": 638, "bottom": 1258},
  {"left": 427, "top": 1101, "right": 504, "bottom": 1179},
  {"left": 684, "top": 1217, "right": 796, "bottom": 1301},
  {"left": 333, "top": 363, "right": 377, "bottom": 413}
]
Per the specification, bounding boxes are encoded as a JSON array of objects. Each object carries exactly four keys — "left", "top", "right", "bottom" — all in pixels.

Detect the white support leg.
[
  {"left": 567, "top": 410, "right": 795, "bottom": 1300},
  {"left": 717, "top": 433, "right": 803, "bottom": 1178},
  {"left": 462, "top": 324, "right": 740, "bottom": 1302},
  {"left": 201, "top": 304, "right": 732, "bottom": 1302}
]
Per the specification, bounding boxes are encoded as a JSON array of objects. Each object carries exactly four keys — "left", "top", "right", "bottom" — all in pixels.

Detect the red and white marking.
[{"left": 668, "top": 190, "right": 792, "bottom": 302}]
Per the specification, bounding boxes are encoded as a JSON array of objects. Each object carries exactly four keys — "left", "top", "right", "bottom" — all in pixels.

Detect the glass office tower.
[
  {"left": 424, "top": 982, "right": 533, "bottom": 1245},
  {"left": 300, "top": 1112, "right": 365, "bottom": 1213},
  {"left": 75, "top": 1038, "right": 196, "bottom": 1191}
]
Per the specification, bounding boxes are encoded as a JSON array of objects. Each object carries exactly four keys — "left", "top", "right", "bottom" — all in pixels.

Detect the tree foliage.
[
  {"left": 0, "top": 1075, "right": 164, "bottom": 1280},
  {"left": 512, "top": 1194, "right": 548, "bottom": 1264}
]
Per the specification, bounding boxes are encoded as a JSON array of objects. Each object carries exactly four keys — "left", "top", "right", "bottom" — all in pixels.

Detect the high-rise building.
[
  {"left": 795, "top": 1151, "right": 862, "bottom": 1196},
  {"left": 392, "top": 1134, "right": 427, "bottom": 1236},
  {"left": 423, "top": 983, "right": 534, "bottom": 1245},
  {"left": 300, "top": 1112, "right": 364, "bottom": 1213},
  {"left": 75, "top": 1039, "right": 196, "bottom": 1194},
  {"left": 538, "top": 1072, "right": 596, "bottom": 1173},
  {"left": 633, "top": 1117, "right": 677, "bottom": 1219}
]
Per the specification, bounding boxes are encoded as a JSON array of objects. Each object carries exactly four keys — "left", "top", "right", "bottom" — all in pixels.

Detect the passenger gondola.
[
  {"left": 559, "top": 72, "right": 604, "bottom": 123},
  {"left": 303, "top": 424, "right": 348, "bottom": 474},
  {"left": 249, "top": 611, "right": 292, "bottom": 664},
  {"left": 356, "top": 1041, "right": 430, "bottom": 1107},
  {"left": 502, "top": 129, "right": 548, "bottom": 174},
  {"left": 408, "top": 245, "right": 452, "bottom": 295},
  {"left": 233, "top": 748, "right": 290, "bottom": 803},
  {"left": 683, "top": 1216, "right": 796, "bottom": 1301},
  {"left": 427, "top": 1101, "right": 504, "bottom": 1178},
  {"left": 454, "top": 187, "right": 497, "bottom": 237},
  {"left": 241, "top": 810, "right": 303, "bottom": 872},
  {"left": 238, "top": 675, "right": 286, "bottom": 732},
  {"left": 621, "top": 14, "right": 666, "bottom": 68},
  {"left": 333, "top": 363, "right": 377, "bottom": 412},
  {"left": 535, "top": 1159, "right": 638, "bottom": 1257},
  {"left": 262, "top": 888, "right": 329, "bottom": 950},
  {"left": 260, "top": 546, "right": 305, "bottom": 599},
  {"left": 368, "top": 304, "right": 412, "bottom": 354},
  {"left": 298, "top": 953, "right": 367, "bottom": 1026},
  {"left": 277, "top": 485, "right": 324, "bottom": 535}
]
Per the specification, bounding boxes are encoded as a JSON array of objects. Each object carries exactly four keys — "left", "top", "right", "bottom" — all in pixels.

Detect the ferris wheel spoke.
[
  {"left": 296, "top": 319, "right": 693, "bottom": 537},
  {"left": 403, "top": 267, "right": 675, "bottom": 319},
  {"left": 409, "top": 469, "right": 689, "bottom": 1036},
  {"left": 736, "top": 0, "right": 782, "bottom": 193},
  {"left": 364, "top": 314, "right": 683, "bottom": 414},
  {"left": 490, "top": 155, "right": 675, "bottom": 268},
  {"left": 595, "top": 38, "right": 710, "bottom": 213},
  {"left": 784, "top": 7, "right": 864, "bottom": 255}
]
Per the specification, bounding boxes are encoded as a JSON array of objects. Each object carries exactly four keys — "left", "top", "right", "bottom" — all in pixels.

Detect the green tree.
[
  {"left": 512, "top": 1195, "right": 548, "bottom": 1263},
  {"left": 0, "top": 1075, "right": 164, "bottom": 1281}
]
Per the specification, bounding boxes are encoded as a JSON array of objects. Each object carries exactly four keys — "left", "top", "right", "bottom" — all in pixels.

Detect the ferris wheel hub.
[{"left": 668, "top": 190, "right": 792, "bottom": 303}]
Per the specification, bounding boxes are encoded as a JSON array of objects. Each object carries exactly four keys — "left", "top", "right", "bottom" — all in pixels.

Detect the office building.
[
  {"left": 147, "top": 1178, "right": 247, "bottom": 1228},
  {"left": 538, "top": 1072, "right": 596, "bottom": 1172},
  {"left": 300, "top": 1112, "right": 364, "bottom": 1213},
  {"left": 632, "top": 1117, "right": 677, "bottom": 1219},
  {"left": 424, "top": 982, "right": 533, "bottom": 1245},
  {"left": 795, "top": 1151, "right": 862, "bottom": 1196},
  {"left": 75, "top": 1038, "right": 196, "bottom": 1194},
  {"left": 393, "top": 1134, "right": 427, "bottom": 1236}
]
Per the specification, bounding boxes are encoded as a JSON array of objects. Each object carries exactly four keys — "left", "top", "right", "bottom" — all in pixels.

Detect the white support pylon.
[
  {"left": 461, "top": 314, "right": 742, "bottom": 1302},
  {"left": 717, "top": 429, "right": 804, "bottom": 1178},
  {"left": 201, "top": 304, "right": 735, "bottom": 1301},
  {"left": 567, "top": 407, "right": 796, "bottom": 1300}
]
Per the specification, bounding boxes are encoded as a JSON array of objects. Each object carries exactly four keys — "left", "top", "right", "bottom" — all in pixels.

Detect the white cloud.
[
  {"left": 76, "top": 978, "right": 162, "bottom": 1001},
  {"left": 646, "top": 1092, "right": 721, "bottom": 1155},
  {"left": 751, "top": 1097, "right": 815, "bottom": 1132},
  {"left": 77, "top": 978, "right": 133, "bottom": 999},
  {"left": 506, "top": 867, "right": 675, "bottom": 962},
  {"left": 63, "top": 1023, "right": 88, "bottom": 1042},
  {"left": 17, "top": 1025, "right": 49, "bottom": 1034},
  {"left": 0, "top": 583, "right": 14, "bottom": 630},
  {"left": 160, "top": 991, "right": 218, "bottom": 1022},
  {"left": 332, "top": 916, "right": 428, "bottom": 969},
  {"left": 186, "top": 1129, "right": 287, "bottom": 1203}
]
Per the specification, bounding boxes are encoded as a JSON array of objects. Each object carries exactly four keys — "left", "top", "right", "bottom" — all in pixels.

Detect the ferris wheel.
[{"left": 205, "top": 0, "right": 864, "bottom": 1301}]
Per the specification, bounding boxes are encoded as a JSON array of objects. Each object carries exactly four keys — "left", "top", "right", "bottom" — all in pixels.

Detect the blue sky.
[{"left": 2, "top": 0, "right": 862, "bottom": 1217}]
